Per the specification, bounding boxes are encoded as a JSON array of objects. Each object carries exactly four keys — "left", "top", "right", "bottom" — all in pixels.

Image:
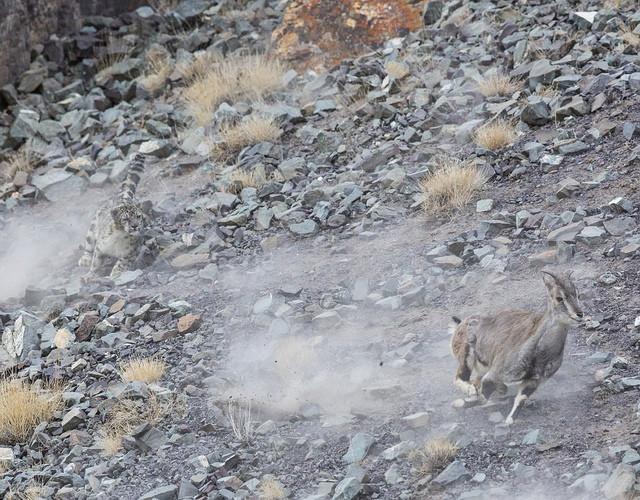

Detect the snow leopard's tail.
[{"left": 119, "top": 153, "right": 145, "bottom": 203}]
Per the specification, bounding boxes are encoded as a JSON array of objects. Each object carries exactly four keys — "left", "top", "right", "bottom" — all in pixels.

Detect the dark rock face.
[{"left": 0, "top": 0, "right": 146, "bottom": 87}]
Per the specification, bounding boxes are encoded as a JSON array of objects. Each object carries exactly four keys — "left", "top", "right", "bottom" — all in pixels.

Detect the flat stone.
[
  {"left": 433, "top": 256, "right": 463, "bottom": 268},
  {"left": 312, "top": 311, "right": 341, "bottom": 329},
  {"left": 401, "top": 412, "right": 430, "bottom": 428},
  {"left": 198, "top": 263, "right": 219, "bottom": 281},
  {"left": 547, "top": 221, "right": 585, "bottom": 243},
  {"left": 31, "top": 169, "right": 86, "bottom": 202},
  {"left": 476, "top": 199, "right": 494, "bottom": 212},
  {"left": 138, "top": 485, "right": 178, "bottom": 500},
  {"left": 620, "top": 243, "right": 640, "bottom": 258},
  {"left": 609, "top": 197, "right": 633, "bottom": 213},
  {"left": 576, "top": 226, "right": 606, "bottom": 245},
  {"left": 342, "top": 433, "right": 376, "bottom": 463},
  {"left": 171, "top": 253, "right": 209, "bottom": 269},
  {"left": 289, "top": 219, "right": 319, "bottom": 237},
  {"left": 603, "top": 218, "right": 635, "bottom": 236},
  {"left": 433, "top": 460, "right": 471, "bottom": 487}
]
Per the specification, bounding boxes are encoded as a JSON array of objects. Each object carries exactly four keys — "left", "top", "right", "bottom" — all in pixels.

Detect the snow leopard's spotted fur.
[{"left": 78, "top": 153, "right": 147, "bottom": 281}]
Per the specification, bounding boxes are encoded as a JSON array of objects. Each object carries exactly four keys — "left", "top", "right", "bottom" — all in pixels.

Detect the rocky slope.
[{"left": 1, "top": 0, "right": 640, "bottom": 499}]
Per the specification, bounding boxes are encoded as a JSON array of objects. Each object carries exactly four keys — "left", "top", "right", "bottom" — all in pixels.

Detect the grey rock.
[
  {"left": 401, "top": 412, "right": 430, "bottom": 428},
  {"left": 61, "top": 408, "right": 86, "bottom": 431},
  {"left": 18, "top": 66, "right": 47, "bottom": 93},
  {"left": 312, "top": 311, "right": 341, "bottom": 329},
  {"left": 540, "top": 154, "right": 563, "bottom": 173},
  {"left": 476, "top": 199, "right": 494, "bottom": 212},
  {"left": 342, "top": 433, "right": 376, "bottom": 463},
  {"left": 2, "top": 314, "right": 43, "bottom": 361},
  {"left": 289, "top": 219, "right": 318, "bottom": 237},
  {"left": 423, "top": 0, "right": 443, "bottom": 25},
  {"left": 602, "top": 464, "right": 635, "bottom": 500},
  {"left": 10, "top": 110, "right": 39, "bottom": 139},
  {"left": 528, "top": 59, "right": 559, "bottom": 90},
  {"left": 332, "top": 477, "right": 361, "bottom": 500},
  {"left": 558, "top": 141, "right": 589, "bottom": 155},
  {"left": 623, "top": 122, "right": 638, "bottom": 141},
  {"left": 198, "top": 264, "right": 219, "bottom": 281},
  {"left": 547, "top": 221, "right": 585, "bottom": 243},
  {"left": 521, "top": 429, "right": 540, "bottom": 445},
  {"left": 477, "top": 220, "right": 513, "bottom": 239},
  {"left": 521, "top": 100, "right": 550, "bottom": 126},
  {"left": 31, "top": 169, "right": 86, "bottom": 202},
  {"left": 138, "top": 484, "right": 178, "bottom": 500},
  {"left": 576, "top": 226, "right": 607, "bottom": 245},
  {"left": 433, "top": 256, "right": 463, "bottom": 268},
  {"left": 433, "top": 460, "right": 471, "bottom": 487},
  {"left": 603, "top": 218, "right": 635, "bottom": 236},
  {"left": 609, "top": 197, "right": 633, "bottom": 213}
]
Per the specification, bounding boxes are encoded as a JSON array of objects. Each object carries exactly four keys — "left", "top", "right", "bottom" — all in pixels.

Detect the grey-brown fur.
[
  {"left": 78, "top": 153, "right": 147, "bottom": 281},
  {"left": 450, "top": 271, "right": 583, "bottom": 424}
]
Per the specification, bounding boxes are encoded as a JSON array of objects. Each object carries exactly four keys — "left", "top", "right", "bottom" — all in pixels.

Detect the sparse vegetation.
[
  {"left": 476, "top": 74, "right": 521, "bottom": 97},
  {"left": 472, "top": 119, "right": 516, "bottom": 150},
  {"left": 137, "top": 48, "right": 173, "bottom": 94},
  {"left": 148, "top": 0, "right": 182, "bottom": 14},
  {"left": 0, "top": 378, "right": 62, "bottom": 444},
  {"left": 184, "top": 54, "right": 286, "bottom": 126},
  {"left": 618, "top": 24, "right": 640, "bottom": 48},
  {"left": 1, "top": 142, "right": 37, "bottom": 182},
  {"left": 533, "top": 83, "right": 557, "bottom": 98},
  {"left": 97, "top": 393, "right": 177, "bottom": 456},
  {"left": 259, "top": 476, "right": 286, "bottom": 500},
  {"left": 227, "top": 399, "right": 254, "bottom": 445},
  {"left": 408, "top": 439, "right": 459, "bottom": 476},
  {"left": 120, "top": 357, "right": 167, "bottom": 383},
  {"left": 419, "top": 160, "right": 487, "bottom": 214},
  {"left": 215, "top": 116, "right": 283, "bottom": 158},
  {"left": 95, "top": 34, "right": 133, "bottom": 81}
]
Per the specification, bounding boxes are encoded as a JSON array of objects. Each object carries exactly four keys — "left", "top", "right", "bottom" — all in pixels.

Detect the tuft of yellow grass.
[
  {"left": 215, "top": 117, "right": 283, "bottom": 159},
  {"left": 120, "top": 357, "right": 167, "bottom": 383},
  {"left": 1, "top": 142, "right": 37, "bottom": 182},
  {"left": 6, "top": 482, "right": 45, "bottom": 500},
  {"left": 420, "top": 160, "right": 487, "bottom": 215},
  {"left": 0, "top": 378, "right": 62, "bottom": 444},
  {"left": 138, "top": 48, "right": 173, "bottom": 94},
  {"left": 95, "top": 34, "right": 133, "bottom": 81},
  {"left": 476, "top": 75, "right": 521, "bottom": 97},
  {"left": 97, "top": 394, "right": 178, "bottom": 456},
  {"left": 472, "top": 119, "right": 516, "bottom": 150},
  {"left": 259, "top": 477, "right": 286, "bottom": 500},
  {"left": 619, "top": 25, "right": 640, "bottom": 47},
  {"left": 408, "top": 438, "right": 459, "bottom": 476},
  {"left": 184, "top": 54, "right": 286, "bottom": 126},
  {"left": 227, "top": 399, "right": 254, "bottom": 445}
]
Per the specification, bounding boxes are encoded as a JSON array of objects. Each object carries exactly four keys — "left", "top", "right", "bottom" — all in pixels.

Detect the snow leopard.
[{"left": 78, "top": 153, "right": 147, "bottom": 281}]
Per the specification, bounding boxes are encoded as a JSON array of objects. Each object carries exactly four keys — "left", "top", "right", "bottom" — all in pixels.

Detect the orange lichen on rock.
[{"left": 272, "top": 0, "right": 424, "bottom": 72}]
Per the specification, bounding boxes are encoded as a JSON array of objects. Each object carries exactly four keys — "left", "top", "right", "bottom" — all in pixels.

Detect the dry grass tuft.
[
  {"left": 97, "top": 393, "right": 178, "bottom": 456},
  {"left": 184, "top": 54, "right": 286, "bottom": 126},
  {"left": 408, "top": 439, "right": 459, "bottom": 476},
  {"left": 120, "top": 357, "right": 167, "bottom": 383},
  {"left": 227, "top": 399, "right": 254, "bottom": 445},
  {"left": 95, "top": 34, "right": 133, "bottom": 80},
  {"left": 619, "top": 25, "right": 640, "bottom": 47},
  {"left": 472, "top": 119, "right": 516, "bottom": 150},
  {"left": 6, "top": 482, "right": 45, "bottom": 500},
  {"left": 476, "top": 75, "right": 521, "bottom": 97},
  {"left": 1, "top": 142, "right": 37, "bottom": 182},
  {"left": 138, "top": 49, "right": 173, "bottom": 94},
  {"left": 533, "top": 83, "right": 557, "bottom": 98},
  {"left": 216, "top": 117, "right": 282, "bottom": 155},
  {"left": 420, "top": 160, "right": 487, "bottom": 215},
  {"left": 0, "top": 378, "right": 62, "bottom": 444},
  {"left": 259, "top": 477, "right": 286, "bottom": 500},
  {"left": 149, "top": 0, "right": 182, "bottom": 14}
]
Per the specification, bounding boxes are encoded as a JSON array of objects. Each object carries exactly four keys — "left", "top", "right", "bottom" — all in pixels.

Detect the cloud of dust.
[
  {"left": 0, "top": 202, "right": 96, "bottom": 301},
  {"left": 222, "top": 326, "right": 391, "bottom": 416}
]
